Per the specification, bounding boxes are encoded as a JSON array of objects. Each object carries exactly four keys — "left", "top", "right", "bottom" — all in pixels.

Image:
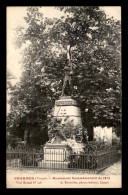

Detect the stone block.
[
  {"left": 44, "top": 143, "right": 72, "bottom": 162},
  {"left": 38, "top": 160, "right": 69, "bottom": 169}
]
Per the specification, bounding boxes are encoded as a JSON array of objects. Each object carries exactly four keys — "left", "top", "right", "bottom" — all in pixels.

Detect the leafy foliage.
[
  {"left": 68, "top": 143, "right": 120, "bottom": 169},
  {"left": 7, "top": 6, "right": 121, "bottom": 146}
]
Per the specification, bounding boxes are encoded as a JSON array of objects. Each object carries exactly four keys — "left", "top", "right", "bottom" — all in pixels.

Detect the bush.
[
  {"left": 20, "top": 153, "right": 43, "bottom": 166},
  {"left": 68, "top": 152, "right": 97, "bottom": 169}
]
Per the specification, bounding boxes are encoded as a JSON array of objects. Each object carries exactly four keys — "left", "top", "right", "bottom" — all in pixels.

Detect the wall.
[{"left": 93, "top": 126, "right": 112, "bottom": 145}]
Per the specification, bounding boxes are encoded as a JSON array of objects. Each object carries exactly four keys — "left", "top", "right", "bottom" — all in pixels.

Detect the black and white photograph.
[{"left": 6, "top": 6, "right": 121, "bottom": 188}]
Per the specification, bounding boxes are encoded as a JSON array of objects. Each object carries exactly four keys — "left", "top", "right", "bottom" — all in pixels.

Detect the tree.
[{"left": 7, "top": 6, "right": 121, "bottom": 147}]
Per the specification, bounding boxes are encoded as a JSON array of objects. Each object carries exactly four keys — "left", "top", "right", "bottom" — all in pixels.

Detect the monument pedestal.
[
  {"left": 53, "top": 96, "right": 82, "bottom": 126},
  {"left": 38, "top": 143, "right": 72, "bottom": 169}
]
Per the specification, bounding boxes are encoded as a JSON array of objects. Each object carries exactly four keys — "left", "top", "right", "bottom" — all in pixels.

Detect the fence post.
[{"left": 97, "top": 153, "right": 98, "bottom": 172}]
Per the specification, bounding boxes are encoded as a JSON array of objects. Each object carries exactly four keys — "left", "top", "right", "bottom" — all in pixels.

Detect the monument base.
[
  {"left": 71, "top": 142, "right": 84, "bottom": 153},
  {"left": 43, "top": 143, "right": 72, "bottom": 161},
  {"left": 38, "top": 160, "right": 69, "bottom": 169}
]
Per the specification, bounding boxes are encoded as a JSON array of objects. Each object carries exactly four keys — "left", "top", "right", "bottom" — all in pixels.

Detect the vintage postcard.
[{"left": 6, "top": 6, "right": 121, "bottom": 188}]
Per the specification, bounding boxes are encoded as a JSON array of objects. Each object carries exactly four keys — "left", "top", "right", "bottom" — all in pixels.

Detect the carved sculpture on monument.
[
  {"left": 48, "top": 118, "right": 67, "bottom": 144},
  {"left": 47, "top": 117, "right": 84, "bottom": 144}
]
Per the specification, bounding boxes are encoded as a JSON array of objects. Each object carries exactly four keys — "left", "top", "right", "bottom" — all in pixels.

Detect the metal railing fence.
[{"left": 6, "top": 147, "right": 120, "bottom": 173}]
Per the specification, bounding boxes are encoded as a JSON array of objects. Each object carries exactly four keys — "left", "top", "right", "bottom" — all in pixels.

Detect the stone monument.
[{"left": 38, "top": 45, "right": 84, "bottom": 168}]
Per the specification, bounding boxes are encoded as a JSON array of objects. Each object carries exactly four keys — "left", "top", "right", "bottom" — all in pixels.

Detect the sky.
[{"left": 7, "top": 6, "right": 121, "bottom": 82}]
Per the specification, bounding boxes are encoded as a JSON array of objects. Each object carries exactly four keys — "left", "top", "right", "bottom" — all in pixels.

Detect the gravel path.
[{"left": 100, "top": 160, "right": 121, "bottom": 175}]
